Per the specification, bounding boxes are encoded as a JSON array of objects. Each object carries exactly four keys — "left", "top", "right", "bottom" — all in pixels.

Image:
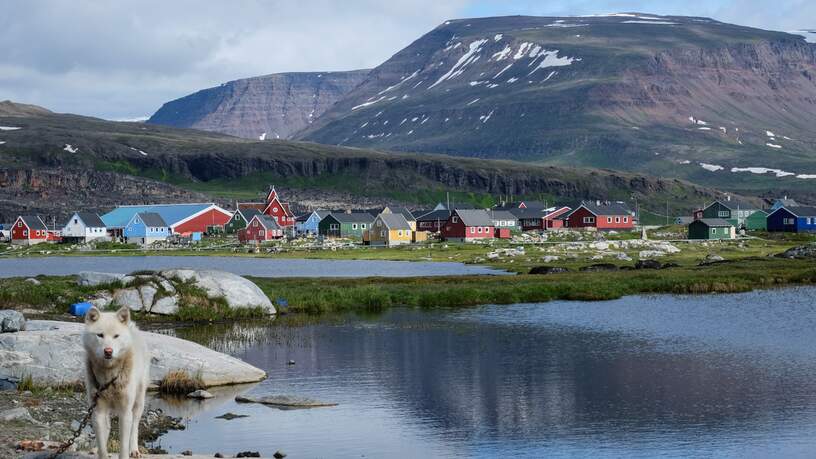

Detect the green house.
[
  {"left": 688, "top": 218, "right": 735, "bottom": 240},
  {"left": 701, "top": 199, "right": 760, "bottom": 229},
  {"left": 745, "top": 210, "right": 768, "bottom": 231},
  {"left": 318, "top": 212, "right": 375, "bottom": 239},
  {"left": 225, "top": 208, "right": 263, "bottom": 234}
]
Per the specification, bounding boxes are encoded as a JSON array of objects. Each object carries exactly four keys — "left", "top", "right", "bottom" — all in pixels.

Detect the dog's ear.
[
  {"left": 116, "top": 306, "right": 130, "bottom": 324},
  {"left": 85, "top": 307, "right": 100, "bottom": 323}
]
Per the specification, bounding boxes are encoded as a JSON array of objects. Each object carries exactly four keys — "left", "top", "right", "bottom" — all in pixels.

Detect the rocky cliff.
[{"left": 147, "top": 70, "right": 370, "bottom": 140}]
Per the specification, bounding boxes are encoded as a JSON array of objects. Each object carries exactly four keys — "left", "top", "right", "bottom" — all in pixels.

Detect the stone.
[
  {"left": 287, "top": 360, "right": 296, "bottom": 365},
  {"left": 215, "top": 454, "right": 224, "bottom": 458},
  {"left": 274, "top": 451, "right": 287, "bottom": 459},
  {"left": 0, "top": 320, "right": 267, "bottom": 388},
  {"left": 24, "top": 278, "right": 41, "bottom": 285},
  {"left": 181, "top": 450, "right": 193, "bottom": 456},
  {"left": 88, "top": 292, "right": 113, "bottom": 310},
  {"left": 215, "top": 412, "right": 249, "bottom": 420},
  {"left": 541, "top": 255, "right": 559, "bottom": 263},
  {"left": 235, "top": 394, "right": 338, "bottom": 408},
  {"left": 529, "top": 266, "right": 570, "bottom": 275},
  {"left": 160, "top": 270, "right": 275, "bottom": 314},
  {"left": 702, "top": 254, "right": 725, "bottom": 264},
  {"left": 187, "top": 389, "right": 214, "bottom": 399},
  {"left": 776, "top": 244, "right": 816, "bottom": 259},
  {"left": 0, "top": 310, "right": 26, "bottom": 332},
  {"left": 236, "top": 452, "right": 261, "bottom": 458},
  {"left": 0, "top": 407, "right": 43, "bottom": 425},
  {"left": 638, "top": 250, "right": 666, "bottom": 258},
  {"left": 113, "top": 288, "right": 144, "bottom": 312},
  {"left": 77, "top": 271, "right": 125, "bottom": 287},
  {"left": 139, "top": 284, "right": 158, "bottom": 310},
  {"left": 159, "top": 279, "right": 176, "bottom": 294},
  {"left": 634, "top": 259, "right": 662, "bottom": 270},
  {"left": 151, "top": 296, "right": 179, "bottom": 315},
  {"left": 615, "top": 253, "right": 632, "bottom": 261},
  {"left": 579, "top": 263, "right": 619, "bottom": 272}
]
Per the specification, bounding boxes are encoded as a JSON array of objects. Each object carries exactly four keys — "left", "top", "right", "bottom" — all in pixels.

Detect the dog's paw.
[{"left": 129, "top": 451, "right": 141, "bottom": 458}]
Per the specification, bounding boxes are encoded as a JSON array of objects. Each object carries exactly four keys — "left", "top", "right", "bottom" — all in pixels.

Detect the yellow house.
[{"left": 369, "top": 213, "right": 413, "bottom": 247}]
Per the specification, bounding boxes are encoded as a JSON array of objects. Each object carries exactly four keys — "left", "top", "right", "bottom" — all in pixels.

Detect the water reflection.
[{"left": 156, "top": 288, "right": 816, "bottom": 458}]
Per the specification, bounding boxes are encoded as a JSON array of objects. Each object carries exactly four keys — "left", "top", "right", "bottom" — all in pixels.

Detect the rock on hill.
[
  {"left": 0, "top": 103, "right": 739, "bottom": 222},
  {"left": 147, "top": 70, "right": 370, "bottom": 140},
  {"left": 295, "top": 14, "right": 816, "bottom": 193}
]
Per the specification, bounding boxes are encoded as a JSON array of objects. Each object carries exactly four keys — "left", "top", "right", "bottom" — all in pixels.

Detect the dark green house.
[
  {"left": 225, "top": 208, "right": 263, "bottom": 234},
  {"left": 745, "top": 210, "right": 768, "bottom": 231},
  {"left": 701, "top": 199, "right": 760, "bottom": 229},
  {"left": 318, "top": 212, "right": 375, "bottom": 239},
  {"left": 688, "top": 218, "right": 735, "bottom": 240}
]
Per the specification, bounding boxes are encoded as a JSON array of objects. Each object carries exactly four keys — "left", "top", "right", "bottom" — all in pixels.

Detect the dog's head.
[{"left": 83, "top": 306, "right": 134, "bottom": 364}]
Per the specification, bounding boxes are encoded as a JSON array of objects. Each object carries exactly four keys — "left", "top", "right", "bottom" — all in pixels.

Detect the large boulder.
[
  {"left": 113, "top": 288, "right": 144, "bottom": 312},
  {"left": 77, "top": 272, "right": 126, "bottom": 287},
  {"left": 0, "top": 320, "right": 266, "bottom": 388},
  {"left": 160, "top": 269, "right": 275, "bottom": 314},
  {"left": 634, "top": 259, "right": 662, "bottom": 270},
  {"left": 776, "top": 244, "right": 816, "bottom": 259},
  {"left": 529, "top": 266, "right": 570, "bottom": 275},
  {"left": 0, "top": 310, "right": 26, "bottom": 332}
]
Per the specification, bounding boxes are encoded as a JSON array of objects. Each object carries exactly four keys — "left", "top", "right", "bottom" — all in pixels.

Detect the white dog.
[{"left": 83, "top": 306, "right": 150, "bottom": 459}]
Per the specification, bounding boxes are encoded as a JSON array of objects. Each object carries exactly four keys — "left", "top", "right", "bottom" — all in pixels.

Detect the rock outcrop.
[
  {"left": 0, "top": 310, "right": 25, "bottom": 332},
  {"left": 147, "top": 70, "right": 370, "bottom": 140},
  {"left": 0, "top": 320, "right": 267, "bottom": 387}
]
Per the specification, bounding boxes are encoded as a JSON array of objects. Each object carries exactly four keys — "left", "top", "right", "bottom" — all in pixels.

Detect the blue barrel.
[{"left": 69, "top": 302, "right": 93, "bottom": 317}]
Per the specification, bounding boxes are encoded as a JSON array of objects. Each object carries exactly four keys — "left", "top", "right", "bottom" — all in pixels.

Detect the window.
[
  {"left": 397, "top": 230, "right": 403, "bottom": 236},
  {"left": 74, "top": 219, "right": 78, "bottom": 224},
  {"left": 452, "top": 216, "right": 459, "bottom": 223},
  {"left": 718, "top": 211, "right": 729, "bottom": 217},
  {"left": 380, "top": 230, "right": 386, "bottom": 237},
  {"left": 624, "top": 217, "right": 629, "bottom": 223},
  {"left": 361, "top": 224, "right": 367, "bottom": 229},
  {"left": 478, "top": 227, "right": 482, "bottom": 233},
  {"left": 615, "top": 217, "right": 621, "bottom": 223},
  {"left": 711, "top": 228, "right": 717, "bottom": 234},
  {"left": 273, "top": 207, "right": 278, "bottom": 212},
  {"left": 352, "top": 223, "right": 358, "bottom": 230},
  {"left": 259, "top": 230, "right": 265, "bottom": 237},
  {"left": 607, "top": 217, "right": 612, "bottom": 223},
  {"left": 783, "top": 218, "right": 795, "bottom": 225},
  {"left": 17, "top": 221, "right": 22, "bottom": 227},
  {"left": 583, "top": 216, "right": 595, "bottom": 224},
  {"left": 470, "top": 227, "right": 475, "bottom": 234},
  {"left": 254, "top": 221, "right": 259, "bottom": 227},
  {"left": 330, "top": 223, "right": 339, "bottom": 230},
  {"left": 23, "top": 230, "right": 28, "bottom": 237}
]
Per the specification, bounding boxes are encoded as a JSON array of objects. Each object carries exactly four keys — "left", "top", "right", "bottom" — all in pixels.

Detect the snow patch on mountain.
[
  {"left": 378, "top": 69, "right": 421, "bottom": 95},
  {"left": 63, "top": 144, "right": 79, "bottom": 153},
  {"left": 622, "top": 20, "right": 678, "bottom": 25},
  {"left": 527, "top": 50, "right": 579, "bottom": 75},
  {"left": 494, "top": 34, "right": 503, "bottom": 41},
  {"left": 259, "top": 132, "right": 267, "bottom": 141},
  {"left": 494, "top": 64, "right": 513, "bottom": 78},
  {"left": 766, "top": 143, "right": 782, "bottom": 149},
  {"left": 492, "top": 45, "right": 512, "bottom": 61},
  {"left": 700, "top": 163, "right": 724, "bottom": 172},
  {"left": 429, "top": 39, "right": 488, "bottom": 89},
  {"left": 731, "top": 167, "right": 794, "bottom": 177},
  {"left": 0, "top": 126, "right": 21, "bottom": 131}
]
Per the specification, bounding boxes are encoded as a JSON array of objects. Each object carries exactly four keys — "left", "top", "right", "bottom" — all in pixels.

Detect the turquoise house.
[{"left": 123, "top": 212, "right": 170, "bottom": 246}]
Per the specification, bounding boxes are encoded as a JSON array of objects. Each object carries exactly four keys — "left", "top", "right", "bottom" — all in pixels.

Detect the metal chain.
[{"left": 47, "top": 373, "right": 120, "bottom": 459}]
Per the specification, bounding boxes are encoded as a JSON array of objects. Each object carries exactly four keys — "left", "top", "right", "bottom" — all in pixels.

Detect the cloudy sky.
[{"left": 1, "top": 0, "right": 813, "bottom": 120}]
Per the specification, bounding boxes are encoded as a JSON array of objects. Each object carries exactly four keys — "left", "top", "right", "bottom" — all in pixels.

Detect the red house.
[
  {"left": 239, "top": 186, "right": 295, "bottom": 228},
  {"left": 442, "top": 209, "right": 495, "bottom": 242},
  {"left": 239, "top": 215, "right": 284, "bottom": 243},
  {"left": 544, "top": 206, "right": 571, "bottom": 229},
  {"left": 11, "top": 215, "right": 49, "bottom": 245},
  {"left": 509, "top": 206, "right": 571, "bottom": 231},
  {"left": 564, "top": 202, "right": 635, "bottom": 231}
]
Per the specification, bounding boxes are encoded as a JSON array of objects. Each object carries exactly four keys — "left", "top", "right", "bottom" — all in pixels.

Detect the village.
[{"left": 0, "top": 186, "right": 813, "bottom": 251}]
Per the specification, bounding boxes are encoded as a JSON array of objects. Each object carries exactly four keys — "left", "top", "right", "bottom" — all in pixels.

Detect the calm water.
[
  {"left": 0, "top": 256, "right": 507, "bottom": 278},
  {"left": 152, "top": 288, "right": 816, "bottom": 458}
]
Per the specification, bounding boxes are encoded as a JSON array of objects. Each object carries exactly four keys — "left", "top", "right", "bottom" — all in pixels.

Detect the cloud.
[
  {"left": 0, "top": 0, "right": 812, "bottom": 119},
  {"left": 0, "top": 0, "right": 467, "bottom": 119}
]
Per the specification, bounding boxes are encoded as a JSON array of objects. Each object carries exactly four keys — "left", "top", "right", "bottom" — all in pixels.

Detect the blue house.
[
  {"left": 123, "top": 212, "right": 170, "bottom": 245},
  {"left": 767, "top": 206, "right": 816, "bottom": 233},
  {"left": 296, "top": 210, "right": 331, "bottom": 236}
]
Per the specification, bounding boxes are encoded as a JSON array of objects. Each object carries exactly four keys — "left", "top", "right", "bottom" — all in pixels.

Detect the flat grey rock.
[
  {"left": 0, "top": 406, "right": 43, "bottom": 425},
  {"left": 235, "top": 394, "right": 337, "bottom": 408},
  {"left": 0, "top": 320, "right": 266, "bottom": 388},
  {"left": 160, "top": 269, "right": 275, "bottom": 314},
  {"left": 113, "top": 288, "right": 143, "bottom": 311},
  {"left": 151, "top": 295, "right": 179, "bottom": 315},
  {"left": 187, "top": 389, "right": 214, "bottom": 399},
  {"left": 77, "top": 271, "right": 125, "bottom": 287}
]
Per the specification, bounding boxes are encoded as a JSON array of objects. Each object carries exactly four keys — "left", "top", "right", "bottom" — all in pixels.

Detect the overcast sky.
[{"left": 1, "top": 0, "right": 813, "bottom": 120}]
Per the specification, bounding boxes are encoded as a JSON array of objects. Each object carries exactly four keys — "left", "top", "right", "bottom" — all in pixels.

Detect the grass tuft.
[{"left": 158, "top": 369, "right": 205, "bottom": 395}]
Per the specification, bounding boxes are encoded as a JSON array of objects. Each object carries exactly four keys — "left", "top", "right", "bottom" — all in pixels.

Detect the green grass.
[{"left": 250, "top": 257, "right": 816, "bottom": 314}]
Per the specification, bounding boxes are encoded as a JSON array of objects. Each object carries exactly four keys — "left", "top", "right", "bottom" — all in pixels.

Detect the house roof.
[
  {"left": 254, "top": 215, "right": 281, "bottom": 229},
  {"left": 19, "top": 215, "right": 47, "bottom": 231},
  {"left": 454, "top": 209, "right": 493, "bottom": 227},
  {"left": 545, "top": 206, "right": 572, "bottom": 219},
  {"left": 781, "top": 206, "right": 816, "bottom": 217},
  {"left": 384, "top": 207, "right": 415, "bottom": 220},
  {"left": 377, "top": 213, "right": 412, "bottom": 230},
  {"left": 134, "top": 212, "right": 167, "bottom": 227},
  {"left": 237, "top": 208, "right": 263, "bottom": 222},
  {"left": 412, "top": 209, "right": 434, "bottom": 219},
  {"left": 238, "top": 202, "right": 266, "bottom": 212},
  {"left": 101, "top": 203, "right": 229, "bottom": 229},
  {"left": 326, "top": 212, "right": 376, "bottom": 224},
  {"left": 508, "top": 207, "right": 547, "bottom": 219},
  {"left": 488, "top": 210, "right": 518, "bottom": 221},
  {"left": 709, "top": 199, "right": 758, "bottom": 211},
  {"left": 692, "top": 218, "right": 733, "bottom": 227},
  {"left": 579, "top": 201, "right": 633, "bottom": 216},
  {"left": 773, "top": 198, "right": 799, "bottom": 207},
  {"left": 75, "top": 212, "right": 106, "bottom": 228},
  {"left": 416, "top": 209, "right": 451, "bottom": 221}
]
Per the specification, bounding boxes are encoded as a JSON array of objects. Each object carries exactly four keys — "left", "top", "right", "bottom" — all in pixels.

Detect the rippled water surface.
[
  {"left": 0, "top": 256, "right": 508, "bottom": 278},
  {"left": 153, "top": 287, "right": 816, "bottom": 458}
]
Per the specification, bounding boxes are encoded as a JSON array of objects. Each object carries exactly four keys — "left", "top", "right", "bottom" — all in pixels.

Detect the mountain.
[
  {"left": 0, "top": 102, "right": 739, "bottom": 223},
  {"left": 147, "top": 70, "right": 370, "bottom": 140},
  {"left": 294, "top": 14, "right": 816, "bottom": 196}
]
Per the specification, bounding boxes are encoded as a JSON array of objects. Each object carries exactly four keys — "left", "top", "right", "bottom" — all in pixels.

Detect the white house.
[{"left": 62, "top": 212, "right": 110, "bottom": 243}]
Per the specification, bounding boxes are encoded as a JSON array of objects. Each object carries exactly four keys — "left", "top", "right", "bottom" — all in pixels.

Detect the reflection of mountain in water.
[{"left": 234, "top": 306, "right": 816, "bottom": 445}]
